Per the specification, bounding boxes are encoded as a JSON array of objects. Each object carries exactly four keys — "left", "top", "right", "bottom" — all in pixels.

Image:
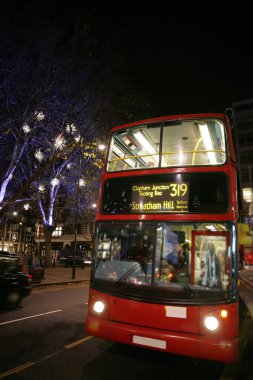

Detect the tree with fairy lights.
[
  {"left": 0, "top": 112, "right": 48, "bottom": 223},
  {"left": 0, "top": 124, "right": 30, "bottom": 206},
  {"left": 0, "top": 106, "right": 105, "bottom": 265},
  {"left": 30, "top": 123, "right": 104, "bottom": 267}
]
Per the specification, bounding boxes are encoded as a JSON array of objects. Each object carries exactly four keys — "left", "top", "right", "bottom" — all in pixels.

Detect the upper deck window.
[{"left": 107, "top": 118, "right": 226, "bottom": 172}]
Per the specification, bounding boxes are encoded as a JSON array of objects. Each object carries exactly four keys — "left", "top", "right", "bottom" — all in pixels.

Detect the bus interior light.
[
  {"left": 199, "top": 123, "right": 217, "bottom": 164},
  {"left": 133, "top": 131, "right": 159, "bottom": 163},
  {"left": 113, "top": 144, "right": 136, "bottom": 168},
  {"left": 113, "top": 144, "right": 124, "bottom": 157}
]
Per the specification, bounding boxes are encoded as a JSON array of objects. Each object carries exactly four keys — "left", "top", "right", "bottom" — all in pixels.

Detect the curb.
[
  {"left": 32, "top": 279, "right": 89, "bottom": 288},
  {"left": 240, "top": 275, "right": 253, "bottom": 289}
]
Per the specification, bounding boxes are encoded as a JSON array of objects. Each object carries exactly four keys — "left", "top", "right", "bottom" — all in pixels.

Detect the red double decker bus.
[{"left": 86, "top": 113, "right": 239, "bottom": 363}]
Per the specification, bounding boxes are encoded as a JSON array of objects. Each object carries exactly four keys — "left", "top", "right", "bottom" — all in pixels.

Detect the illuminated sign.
[{"left": 131, "top": 182, "right": 189, "bottom": 213}]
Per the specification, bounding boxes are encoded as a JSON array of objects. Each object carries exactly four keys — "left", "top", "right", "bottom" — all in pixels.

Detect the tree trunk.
[{"left": 44, "top": 225, "right": 54, "bottom": 267}]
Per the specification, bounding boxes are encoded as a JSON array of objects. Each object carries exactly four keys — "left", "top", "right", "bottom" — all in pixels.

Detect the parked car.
[
  {"left": 58, "top": 247, "right": 92, "bottom": 268},
  {"left": 0, "top": 251, "right": 33, "bottom": 309}
]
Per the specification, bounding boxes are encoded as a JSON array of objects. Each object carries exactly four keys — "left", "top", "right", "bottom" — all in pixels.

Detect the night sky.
[
  {"left": 99, "top": 1, "right": 253, "bottom": 116},
  {"left": 107, "top": 1, "right": 253, "bottom": 116},
  {"left": 1, "top": 0, "right": 253, "bottom": 119}
]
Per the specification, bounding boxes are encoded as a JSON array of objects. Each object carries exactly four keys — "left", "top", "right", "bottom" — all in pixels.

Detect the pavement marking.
[
  {"left": 0, "top": 309, "right": 62, "bottom": 326},
  {"left": 0, "top": 362, "right": 35, "bottom": 379},
  {"left": 65, "top": 335, "right": 93, "bottom": 349}
]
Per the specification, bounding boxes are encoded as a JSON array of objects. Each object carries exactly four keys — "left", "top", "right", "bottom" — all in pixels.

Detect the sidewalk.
[
  {"left": 32, "top": 264, "right": 91, "bottom": 287},
  {"left": 239, "top": 267, "right": 253, "bottom": 288}
]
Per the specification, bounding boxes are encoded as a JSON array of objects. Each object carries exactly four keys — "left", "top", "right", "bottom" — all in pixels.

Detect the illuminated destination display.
[
  {"left": 101, "top": 172, "right": 228, "bottom": 214},
  {"left": 131, "top": 182, "right": 189, "bottom": 213}
]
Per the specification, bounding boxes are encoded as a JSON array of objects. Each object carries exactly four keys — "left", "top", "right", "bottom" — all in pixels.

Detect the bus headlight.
[
  {"left": 204, "top": 316, "right": 219, "bottom": 331},
  {"left": 93, "top": 300, "right": 105, "bottom": 314}
]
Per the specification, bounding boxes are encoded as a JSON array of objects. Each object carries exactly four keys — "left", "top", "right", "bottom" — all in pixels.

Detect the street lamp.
[
  {"left": 17, "top": 222, "right": 23, "bottom": 253},
  {"left": 98, "top": 143, "right": 106, "bottom": 151}
]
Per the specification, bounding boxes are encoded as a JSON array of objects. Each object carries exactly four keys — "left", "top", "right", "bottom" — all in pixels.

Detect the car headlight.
[
  {"left": 204, "top": 316, "right": 219, "bottom": 331},
  {"left": 93, "top": 300, "right": 105, "bottom": 314}
]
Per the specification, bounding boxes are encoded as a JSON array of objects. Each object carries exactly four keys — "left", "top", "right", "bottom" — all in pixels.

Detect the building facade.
[
  {"left": 34, "top": 218, "right": 95, "bottom": 259},
  {"left": 232, "top": 98, "right": 253, "bottom": 226},
  {"left": 0, "top": 214, "right": 95, "bottom": 258}
]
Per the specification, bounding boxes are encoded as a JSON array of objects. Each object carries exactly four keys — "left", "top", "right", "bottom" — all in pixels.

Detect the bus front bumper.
[{"left": 86, "top": 315, "right": 238, "bottom": 363}]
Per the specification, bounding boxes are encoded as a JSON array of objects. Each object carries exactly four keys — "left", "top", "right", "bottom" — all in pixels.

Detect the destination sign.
[{"left": 131, "top": 182, "right": 189, "bottom": 213}]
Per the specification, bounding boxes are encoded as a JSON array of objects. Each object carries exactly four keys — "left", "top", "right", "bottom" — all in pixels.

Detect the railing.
[{"left": 108, "top": 149, "right": 226, "bottom": 170}]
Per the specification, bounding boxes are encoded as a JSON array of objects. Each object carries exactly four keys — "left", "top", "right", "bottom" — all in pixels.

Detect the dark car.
[
  {"left": 0, "top": 251, "right": 33, "bottom": 309},
  {"left": 59, "top": 247, "right": 91, "bottom": 268}
]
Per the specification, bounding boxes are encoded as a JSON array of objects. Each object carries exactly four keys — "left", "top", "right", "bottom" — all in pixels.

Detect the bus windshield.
[
  {"left": 107, "top": 118, "right": 226, "bottom": 171},
  {"left": 92, "top": 221, "right": 237, "bottom": 303}
]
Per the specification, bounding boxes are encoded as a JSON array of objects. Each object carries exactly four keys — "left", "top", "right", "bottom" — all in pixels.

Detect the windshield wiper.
[
  {"left": 166, "top": 261, "right": 195, "bottom": 298},
  {"left": 116, "top": 262, "right": 141, "bottom": 283}
]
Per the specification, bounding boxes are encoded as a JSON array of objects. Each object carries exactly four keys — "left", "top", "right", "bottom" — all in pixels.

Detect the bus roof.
[{"left": 110, "top": 113, "right": 225, "bottom": 133}]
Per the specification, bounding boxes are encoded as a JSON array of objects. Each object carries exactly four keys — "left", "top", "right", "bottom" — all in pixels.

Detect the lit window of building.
[
  {"left": 52, "top": 226, "right": 63, "bottom": 237},
  {"left": 243, "top": 188, "right": 253, "bottom": 203}
]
